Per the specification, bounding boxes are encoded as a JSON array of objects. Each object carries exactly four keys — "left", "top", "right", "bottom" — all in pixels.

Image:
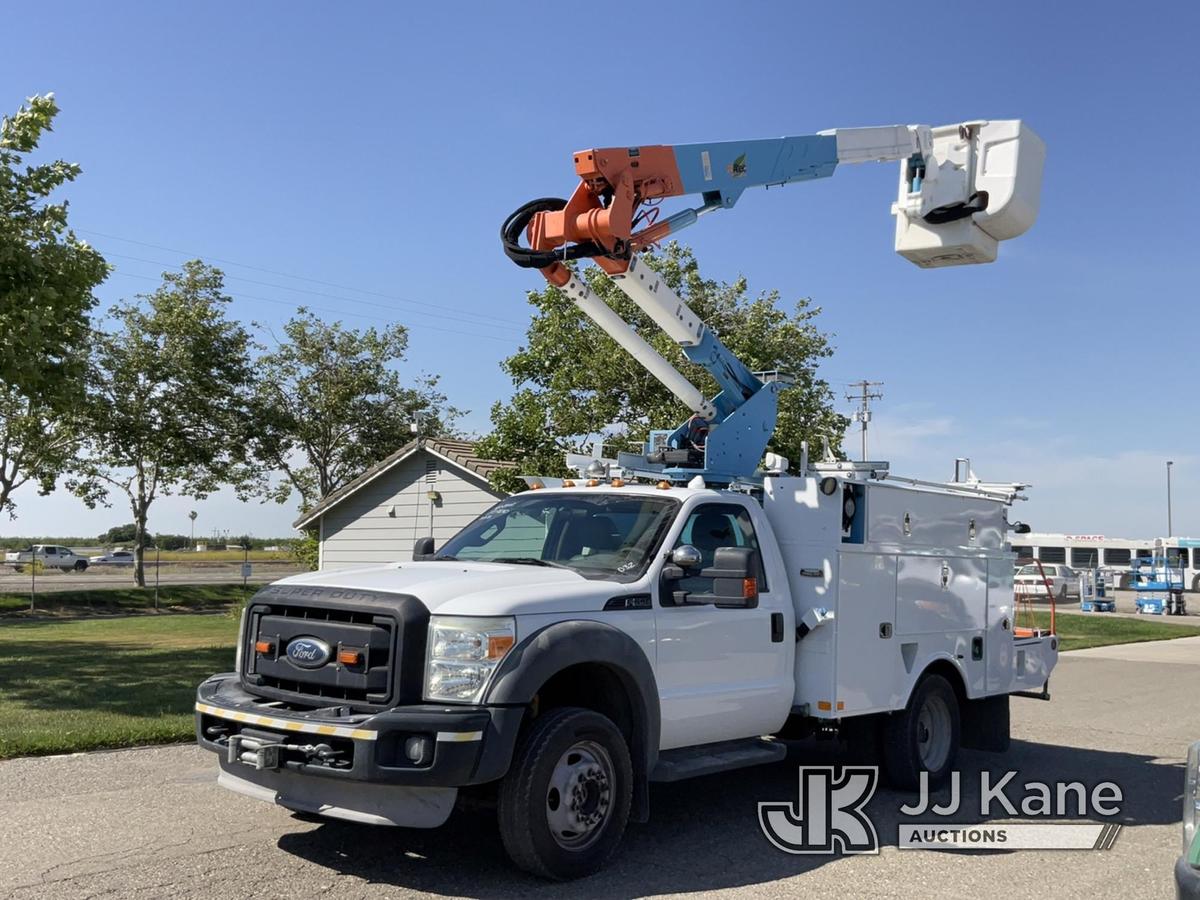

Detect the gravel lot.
[{"left": 0, "top": 638, "right": 1195, "bottom": 899}]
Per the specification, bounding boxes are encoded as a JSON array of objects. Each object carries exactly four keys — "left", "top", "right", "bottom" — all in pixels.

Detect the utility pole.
[
  {"left": 1167, "top": 460, "right": 1174, "bottom": 537},
  {"left": 846, "top": 381, "right": 884, "bottom": 461}
]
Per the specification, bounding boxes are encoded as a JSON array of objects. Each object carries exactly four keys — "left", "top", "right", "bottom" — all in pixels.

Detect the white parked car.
[
  {"left": 1014, "top": 563, "right": 1078, "bottom": 601},
  {"left": 4, "top": 544, "right": 89, "bottom": 572},
  {"left": 89, "top": 549, "right": 135, "bottom": 566}
]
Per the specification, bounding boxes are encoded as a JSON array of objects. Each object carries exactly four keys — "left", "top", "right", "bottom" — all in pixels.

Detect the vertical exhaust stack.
[{"left": 893, "top": 120, "right": 1046, "bottom": 268}]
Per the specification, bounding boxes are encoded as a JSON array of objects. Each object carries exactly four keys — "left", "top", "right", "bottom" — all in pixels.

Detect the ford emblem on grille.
[{"left": 286, "top": 636, "right": 332, "bottom": 669}]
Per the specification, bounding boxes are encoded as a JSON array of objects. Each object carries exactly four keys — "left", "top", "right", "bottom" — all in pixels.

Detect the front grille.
[{"left": 245, "top": 602, "right": 398, "bottom": 707}]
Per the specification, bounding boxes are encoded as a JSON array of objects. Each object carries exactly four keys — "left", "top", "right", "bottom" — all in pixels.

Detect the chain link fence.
[{"left": 3, "top": 549, "right": 310, "bottom": 613}]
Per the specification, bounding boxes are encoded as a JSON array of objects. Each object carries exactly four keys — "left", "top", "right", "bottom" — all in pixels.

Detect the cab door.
[{"left": 653, "top": 499, "right": 794, "bottom": 750}]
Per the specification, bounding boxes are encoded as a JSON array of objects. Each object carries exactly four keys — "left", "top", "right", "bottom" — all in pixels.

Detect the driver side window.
[{"left": 673, "top": 504, "right": 767, "bottom": 595}]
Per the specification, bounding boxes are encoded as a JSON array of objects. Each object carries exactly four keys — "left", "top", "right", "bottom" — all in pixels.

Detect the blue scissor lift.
[{"left": 1131, "top": 556, "right": 1186, "bottom": 615}]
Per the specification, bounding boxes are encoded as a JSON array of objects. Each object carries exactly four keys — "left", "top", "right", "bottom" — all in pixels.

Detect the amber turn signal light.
[
  {"left": 337, "top": 649, "right": 363, "bottom": 666},
  {"left": 487, "top": 635, "right": 515, "bottom": 658},
  {"left": 254, "top": 640, "right": 274, "bottom": 655}
]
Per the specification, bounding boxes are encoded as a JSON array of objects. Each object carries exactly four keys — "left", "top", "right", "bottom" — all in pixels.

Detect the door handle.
[{"left": 770, "top": 612, "right": 784, "bottom": 643}]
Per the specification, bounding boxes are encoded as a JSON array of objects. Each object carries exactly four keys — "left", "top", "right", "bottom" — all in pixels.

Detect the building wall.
[{"left": 318, "top": 449, "right": 504, "bottom": 569}]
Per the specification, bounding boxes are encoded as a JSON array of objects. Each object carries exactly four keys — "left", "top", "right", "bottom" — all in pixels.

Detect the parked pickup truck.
[
  {"left": 5, "top": 544, "right": 89, "bottom": 572},
  {"left": 196, "top": 461, "right": 1057, "bottom": 879}
]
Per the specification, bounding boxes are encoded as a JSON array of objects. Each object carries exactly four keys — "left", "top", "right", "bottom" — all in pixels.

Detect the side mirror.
[
  {"left": 671, "top": 545, "right": 703, "bottom": 569},
  {"left": 702, "top": 547, "right": 760, "bottom": 608},
  {"left": 413, "top": 536, "right": 435, "bottom": 560},
  {"left": 1011, "top": 522, "right": 1032, "bottom": 534}
]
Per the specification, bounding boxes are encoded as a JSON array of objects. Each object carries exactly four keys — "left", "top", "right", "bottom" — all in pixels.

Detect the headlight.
[
  {"left": 1185, "top": 741, "right": 1200, "bottom": 857},
  {"left": 424, "top": 616, "right": 516, "bottom": 704}
]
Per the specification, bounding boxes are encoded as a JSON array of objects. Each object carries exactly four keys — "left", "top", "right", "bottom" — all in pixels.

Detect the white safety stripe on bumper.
[
  {"left": 436, "top": 730, "right": 484, "bottom": 743},
  {"left": 195, "top": 701, "right": 377, "bottom": 741}
]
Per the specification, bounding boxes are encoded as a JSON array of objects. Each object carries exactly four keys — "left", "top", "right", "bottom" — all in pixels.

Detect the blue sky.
[{"left": 3, "top": 1, "right": 1197, "bottom": 540}]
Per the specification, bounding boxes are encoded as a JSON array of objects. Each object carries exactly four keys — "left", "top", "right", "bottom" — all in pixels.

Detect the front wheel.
[
  {"left": 882, "top": 673, "right": 961, "bottom": 790},
  {"left": 73, "top": 560, "right": 88, "bottom": 572},
  {"left": 497, "top": 707, "right": 632, "bottom": 880}
]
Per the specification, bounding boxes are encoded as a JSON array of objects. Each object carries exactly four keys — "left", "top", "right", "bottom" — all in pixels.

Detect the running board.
[{"left": 650, "top": 738, "right": 787, "bottom": 783}]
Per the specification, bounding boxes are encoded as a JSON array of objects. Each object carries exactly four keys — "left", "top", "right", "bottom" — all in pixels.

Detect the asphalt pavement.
[{"left": 1, "top": 638, "right": 1196, "bottom": 899}]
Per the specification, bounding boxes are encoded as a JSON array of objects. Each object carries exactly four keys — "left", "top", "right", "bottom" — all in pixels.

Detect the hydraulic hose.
[{"left": 500, "top": 197, "right": 608, "bottom": 268}]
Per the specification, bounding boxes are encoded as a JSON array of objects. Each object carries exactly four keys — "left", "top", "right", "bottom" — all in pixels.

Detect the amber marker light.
[{"left": 487, "top": 635, "right": 515, "bottom": 658}]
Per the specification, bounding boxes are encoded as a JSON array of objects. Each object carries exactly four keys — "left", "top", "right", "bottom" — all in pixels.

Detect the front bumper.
[{"left": 196, "top": 674, "right": 524, "bottom": 791}]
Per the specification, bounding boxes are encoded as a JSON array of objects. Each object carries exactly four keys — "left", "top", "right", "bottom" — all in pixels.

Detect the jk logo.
[{"left": 758, "top": 767, "right": 880, "bottom": 854}]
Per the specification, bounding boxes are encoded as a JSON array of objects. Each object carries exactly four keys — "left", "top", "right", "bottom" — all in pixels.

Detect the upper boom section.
[{"left": 501, "top": 120, "right": 1045, "bottom": 280}]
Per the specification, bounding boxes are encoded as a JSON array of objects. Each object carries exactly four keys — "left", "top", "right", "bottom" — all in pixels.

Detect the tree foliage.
[
  {"left": 478, "top": 245, "right": 846, "bottom": 492},
  {"left": 68, "top": 261, "right": 254, "bottom": 586},
  {"left": 0, "top": 94, "right": 108, "bottom": 408},
  {"left": 0, "top": 387, "right": 79, "bottom": 518},
  {"left": 0, "top": 94, "right": 106, "bottom": 516},
  {"left": 244, "top": 308, "right": 459, "bottom": 513}
]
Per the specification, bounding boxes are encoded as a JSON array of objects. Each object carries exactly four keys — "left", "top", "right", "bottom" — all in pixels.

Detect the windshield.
[{"left": 436, "top": 493, "right": 680, "bottom": 582}]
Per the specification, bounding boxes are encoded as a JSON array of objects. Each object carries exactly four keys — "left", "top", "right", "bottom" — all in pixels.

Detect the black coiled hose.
[{"left": 500, "top": 197, "right": 608, "bottom": 268}]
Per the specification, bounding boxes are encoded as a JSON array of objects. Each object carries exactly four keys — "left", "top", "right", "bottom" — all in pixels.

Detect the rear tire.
[
  {"left": 882, "top": 674, "right": 960, "bottom": 790},
  {"left": 497, "top": 707, "right": 632, "bottom": 880}
]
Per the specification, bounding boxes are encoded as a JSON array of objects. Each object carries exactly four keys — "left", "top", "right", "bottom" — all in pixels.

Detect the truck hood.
[{"left": 270, "top": 560, "right": 626, "bottom": 617}]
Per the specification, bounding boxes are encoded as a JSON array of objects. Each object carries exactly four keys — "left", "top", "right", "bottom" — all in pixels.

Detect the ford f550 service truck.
[{"left": 197, "top": 119, "right": 1053, "bottom": 879}]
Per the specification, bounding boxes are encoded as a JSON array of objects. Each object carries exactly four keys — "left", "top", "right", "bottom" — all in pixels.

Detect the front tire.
[
  {"left": 73, "top": 560, "right": 88, "bottom": 572},
  {"left": 882, "top": 673, "right": 961, "bottom": 790},
  {"left": 497, "top": 707, "right": 632, "bottom": 880}
]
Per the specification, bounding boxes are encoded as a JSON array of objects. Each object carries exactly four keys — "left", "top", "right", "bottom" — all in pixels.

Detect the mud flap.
[{"left": 960, "top": 694, "right": 1010, "bottom": 753}]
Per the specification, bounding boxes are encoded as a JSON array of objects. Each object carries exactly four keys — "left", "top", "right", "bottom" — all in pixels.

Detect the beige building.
[{"left": 294, "top": 438, "right": 513, "bottom": 570}]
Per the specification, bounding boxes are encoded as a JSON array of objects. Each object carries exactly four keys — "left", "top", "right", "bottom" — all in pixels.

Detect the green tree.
[
  {"left": 244, "top": 308, "right": 459, "bottom": 512},
  {"left": 478, "top": 245, "right": 846, "bottom": 492},
  {"left": 0, "top": 388, "right": 79, "bottom": 517},
  {"left": 1, "top": 94, "right": 108, "bottom": 408},
  {"left": 68, "top": 261, "right": 254, "bottom": 586}
]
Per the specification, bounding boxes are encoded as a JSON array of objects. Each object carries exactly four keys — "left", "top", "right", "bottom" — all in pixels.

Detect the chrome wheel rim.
[
  {"left": 916, "top": 693, "right": 952, "bottom": 772},
  {"left": 545, "top": 740, "right": 614, "bottom": 850}
]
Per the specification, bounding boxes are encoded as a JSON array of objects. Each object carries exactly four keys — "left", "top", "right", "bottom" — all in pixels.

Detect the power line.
[
  {"left": 112, "top": 267, "right": 520, "bottom": 345},
  {"left": 845, "top": 380, "right": 883, "bottom": 461},
  {"left": 103, "top": 252, "right": 524, "bottom": 337},
  {"left": 79, "top": 227, "right": 523, "bottom": 329}
]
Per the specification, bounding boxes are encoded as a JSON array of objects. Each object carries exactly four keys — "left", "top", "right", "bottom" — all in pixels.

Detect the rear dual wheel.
[{"left": 882, "top": 674, "right": 961, "bottom": 790}]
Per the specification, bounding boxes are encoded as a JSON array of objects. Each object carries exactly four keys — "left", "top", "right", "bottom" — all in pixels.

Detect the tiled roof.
[{"left": 292, "top": 437, "right": 514, "bottom": 529}]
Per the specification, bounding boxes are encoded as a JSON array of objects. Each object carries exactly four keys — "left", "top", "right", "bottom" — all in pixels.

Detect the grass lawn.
[
  {"left": 155, "top": 549, "right": 291, "bottom": 562},
  {"left": 0, "top": 583, "right": 250, "bottom": 616},
  {"left": 1029, "top": 609, "right": 1200, "bottom": 651},
  {"left": 0, "top": 615, "right": 238, "bottom": 759}
]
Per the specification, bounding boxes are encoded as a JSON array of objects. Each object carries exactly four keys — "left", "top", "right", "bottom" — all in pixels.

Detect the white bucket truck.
[{"left": 197, "top": 118, "right": 1051, "bottom": 878}]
